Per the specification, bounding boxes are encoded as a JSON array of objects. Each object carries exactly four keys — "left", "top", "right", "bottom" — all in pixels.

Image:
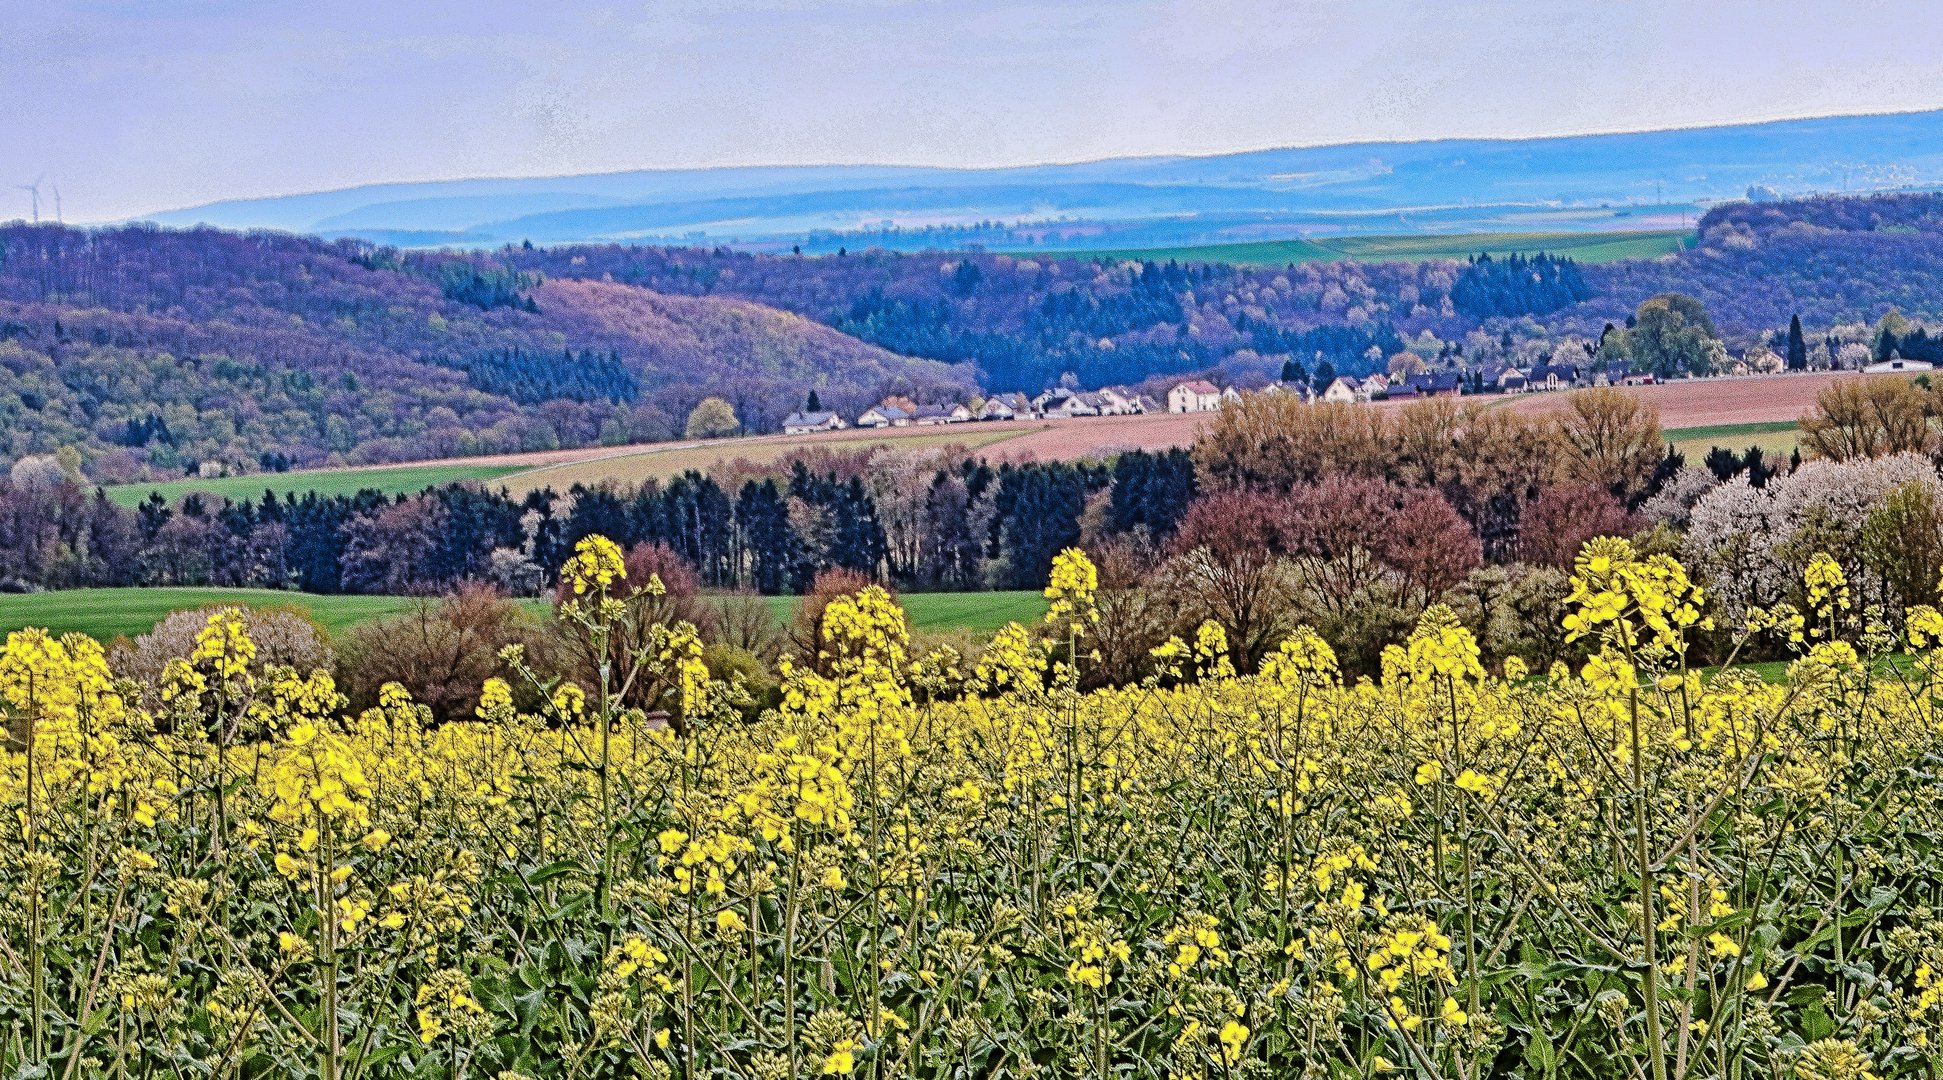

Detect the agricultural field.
[
  {"left": 106, "top": 424, "right": 1044, "bottom": 506},
  {"left": 105, "top": 461, "right": 528, "bottom": 507},
  {"left": 1045, "top": 228, "right": 1694, "bottom": 267},
  {"left": 0, "top": 586, "right": 1045, "bottom": 643},
  {"left": 0, "top": 587, "right": 436, "bottom": 640},
  {"left": 499, "top": 425, "right": 1032, "bottom": 496},
  {"left": 93, "top": 373, "right": 1869, "bottom": 512},
  {"left": 4, "top": 541, "right": 1938, "bottom": 1077},
  {"left": 1664, "top": 419, "right": 1801, "bottom": 459},
  {"left": 1498, "top": 370, "right": 1858, "bottom": 428}
]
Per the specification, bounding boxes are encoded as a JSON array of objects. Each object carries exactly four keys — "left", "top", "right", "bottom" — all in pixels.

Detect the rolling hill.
[
  {"left": 0, "top": 223, "right": 973, "bottom": 480},
  {"left": 133, "top": 111, "right": 1943, "bottom": 251}
]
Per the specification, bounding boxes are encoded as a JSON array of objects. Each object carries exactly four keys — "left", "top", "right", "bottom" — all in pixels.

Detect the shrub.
[
  {"left": 110, "top": 603, "right": 332, "bottom": 710},
  {"left": 334, "top": 584, "right": 546, "bottom": 723}
]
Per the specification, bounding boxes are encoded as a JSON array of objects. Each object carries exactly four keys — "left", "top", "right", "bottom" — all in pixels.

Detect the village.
[
  {"left": 780, "top": 347, "right": 1942, "bottom": 434},
  {"left": 783, "top": 359, "right": 1667, "bottom": 434}
]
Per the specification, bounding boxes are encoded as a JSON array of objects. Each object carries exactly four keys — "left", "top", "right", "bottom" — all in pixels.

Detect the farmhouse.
[
  {"left": 781, "top": 410, "right": 844, "bottom": 435},
  {"left": 1044, "top": 392, "right": 1105, "bottom": 419},
  {"left": 1392, "top": 371, "right": 1463, "bottom": 399},
  {"left": 1168, "top": 380, "right": 1222, "bottom": 413}
]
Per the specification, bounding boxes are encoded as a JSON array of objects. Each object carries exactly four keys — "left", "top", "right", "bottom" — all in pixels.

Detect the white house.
[
  {"left": 1168, "top": 380, "right": 1222, "bottom": 413},
  {"left": 1032, "top": 388, "right": 1075, "bottom": 414},
  {"left": 1359, "top": 373, "right": 1390, "bottom": 399},
  {"left": 1097, "top": 386, "right": 1136, "bottom": 415},
  {"left": 1321, "top": 377, "right": 1360, "bottom": 404},
  {"left": 910, "top": 404, "right": 971, "bottom": 425},
  {"left": 1044, "top": 392, "right": 1103, "bottom": 419},
  {"left": 782, "top": 410, "right": 845, "bottom": 435},
  {"left": 979, "top": 393, "right": 1035, "bottom": 421},
  {"left": 1864, "top": 357, "right": 1936, "bottom": 374},
  {"left": 855, "top": 404, "right": 911, "bottom": 428}
]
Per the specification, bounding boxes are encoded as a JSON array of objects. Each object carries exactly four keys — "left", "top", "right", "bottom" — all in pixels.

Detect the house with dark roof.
[
  {"left": 1525, "top": 363, "right": 1580, "bottom": 392},
  {"left": 782, "top": 410, "right": 845, "bottom": 435},
  {"left": 1394, "top": 371, "right": 1463, "bottom": 398}
]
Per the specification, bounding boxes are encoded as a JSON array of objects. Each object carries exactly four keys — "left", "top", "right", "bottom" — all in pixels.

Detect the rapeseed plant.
[{"left": 2, "top": 537, "right": 1943, "bottom": 1077}]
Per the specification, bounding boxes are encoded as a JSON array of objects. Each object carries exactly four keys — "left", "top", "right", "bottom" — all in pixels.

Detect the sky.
[{"left": 8, "top": 0, "right": 1943, "bottom": 222}]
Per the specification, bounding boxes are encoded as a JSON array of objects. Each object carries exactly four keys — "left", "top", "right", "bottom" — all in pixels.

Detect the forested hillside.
[
  {"left": 0, "top": 224, "right": 968, "bottom": 479},
  {"left": 1555, "top": 191, "right": 1943, "bottom": 336},
  {"left": 502, "top": 197, "right": 1943, "bottom": 390},
  {"left": 5, "top": 191, "right": 1943, "bottom": 482}
]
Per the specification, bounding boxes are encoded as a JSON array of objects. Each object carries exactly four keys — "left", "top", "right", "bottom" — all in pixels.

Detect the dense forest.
[
  {"left": 0, "top": 225, "right": 971, "bottom": 479},
  {"left": 6, "top": 191, "right": 1943, "bottom": 482}
]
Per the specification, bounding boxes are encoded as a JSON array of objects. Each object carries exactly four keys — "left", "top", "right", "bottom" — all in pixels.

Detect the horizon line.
[{"left": 116, "top": 104, "right": 1943, "bottom": 225}]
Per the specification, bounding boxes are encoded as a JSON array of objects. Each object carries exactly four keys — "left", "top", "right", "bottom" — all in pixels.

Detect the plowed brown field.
[{"left": 1495, "top": 371, "right": 1866, "bottom": 428}]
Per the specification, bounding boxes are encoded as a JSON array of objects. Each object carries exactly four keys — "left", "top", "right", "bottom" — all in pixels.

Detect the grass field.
[
  {"left": 0, "top": 588, "right": 442, "bottom": 641},
  {"left": 732, "top": 590, "right": 1047, "bottom": 636},
  {"left": 0, "top": 586, "right": 1048, "bottom": 644},
  {"left": 105, "top": 462, "right": 528, "bottom": 507},
  {"left": 1045, "top": 229, "right": 1695, "bottom": 267},
  {"left": 1665, "top": 419, "right": 1801, "bottom": 459}
]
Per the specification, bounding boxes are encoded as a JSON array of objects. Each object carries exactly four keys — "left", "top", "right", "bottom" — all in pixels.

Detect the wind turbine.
[
  {"left": 16, "top": 175, "right": 43, "bottom": 223},
  {"left": 50, "top": 184, "right": 61, "bottom": 224}
]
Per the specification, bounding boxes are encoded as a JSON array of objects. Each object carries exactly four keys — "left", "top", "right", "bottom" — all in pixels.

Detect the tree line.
[{"left": 0, "top": 449, "right": 1198, "bottom": 598}]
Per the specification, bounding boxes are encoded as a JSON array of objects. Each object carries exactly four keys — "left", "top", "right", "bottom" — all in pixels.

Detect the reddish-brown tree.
[
  {"left": 1167, "top": 489, "right": 1299, "bottom": 671},
  {"left": 1519, "top": 483, "right": 1639, "bottom": 569},
  {"left": 1385, "top": 488, "right": 1484, "bottom": 607}
]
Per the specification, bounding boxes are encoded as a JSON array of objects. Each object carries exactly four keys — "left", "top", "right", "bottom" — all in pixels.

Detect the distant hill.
[
  {"left": 9, "top": 186, "right": 1943, "bottom": 486},
  {"left": 134, "top": 111, "right": 1943, "bottom": 251},
  {"left": 0, "top": 224, "right": 971, "bottom": 481}
]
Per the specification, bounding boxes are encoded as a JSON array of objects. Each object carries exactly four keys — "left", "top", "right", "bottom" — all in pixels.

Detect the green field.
[
  {"left": 737, "top": 590, "right": 1046, "bottom": 636},
  {"left": 1665, "top": 420, "right": 1801, "bottom": 460},
  {"left": 1046, "top": 229, "right": 1695, "bottom": 267},
  {"left": 104, "top": 462, "right": 527, "bottom": 507},
  {"left": 0, "top": 586, "right": 1047, "bottom": 644},
  {"left": 0, "top": 588, "right": 443, "bottom": 641},
  {"left": 884, "top": 590, "right": 1046, "bottom": 633}
]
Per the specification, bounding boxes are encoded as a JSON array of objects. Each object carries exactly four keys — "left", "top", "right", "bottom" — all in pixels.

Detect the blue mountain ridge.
[{"left": 137, "top": 110, "right": 1943, "bottom": 251}]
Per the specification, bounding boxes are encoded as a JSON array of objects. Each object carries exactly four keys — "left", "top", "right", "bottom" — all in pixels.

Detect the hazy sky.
[{"left": 9, "top": 0, "right": 1943, "bottom": 222}]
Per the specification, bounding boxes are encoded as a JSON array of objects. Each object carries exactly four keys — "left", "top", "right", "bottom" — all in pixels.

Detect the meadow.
[
  {"left": 0, "top": 587, "right": 439, "bottom": 639},
  {"left": 1664, "top": 419, "right": 1802, "bottom": 459},
  {"left": 105, "top": 462, "right": 528, "bottom": 507},
  {"left": 1047, "top": 228, "right": 1695, "bottom": 267},
  {"left": 0, "top": 586, "right": 1045, "bottom": 642},
  {"left": 1, "top": 538, "right": 1936, "bottom": 1079}
]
